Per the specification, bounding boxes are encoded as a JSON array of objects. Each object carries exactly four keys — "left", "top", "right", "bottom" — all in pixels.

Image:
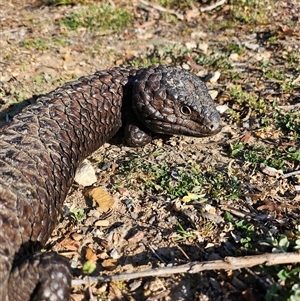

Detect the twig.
[
  {"left": 139, "top": 0, "right": 184, "bottom": 20},
  {"left": 72, "top": 251, "right": 300, "bottom": 285},
  {"left": 186, "top": 56, "right": 204, "bottom": 72},
  {"left": 200, "top": 0, "right": 227, "bottom": 12},
  {"left": 146, "top": 243, "right": 167, "bottom": 264},
  {"left": 283, "top": 170, "right": 300, "bottom": 178}
]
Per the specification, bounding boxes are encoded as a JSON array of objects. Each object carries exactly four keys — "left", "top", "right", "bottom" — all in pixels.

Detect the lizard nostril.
[{"left": 207, "top": 121, "right": 222, "bottom": 133}]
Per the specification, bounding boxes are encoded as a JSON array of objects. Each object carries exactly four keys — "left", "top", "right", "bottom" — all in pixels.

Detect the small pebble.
[
  {"left": 171, "top": 170, "right": 180, "bottom": 180},
  {"left": 209, "top": 71, "right": 221, "bottom": 83},
  {"left": 129, "top": 280, "right": 142, "bottom": 291},
  {"left": 198, "top": 43, "right": 209, "bottom": 54},
  {"left": 208, "top": 90, "right": 218, "bottom": 100},
  {"left": 74, "top": 159, "right": 97, "bottom": 187},
  {"left": 110, "top": 248, "right": 119, "bottom": 259},
  {"left": 229, "top": 53, "right": 239, "bottom": 61},
  {"left": 260, "top": 163, "right": 283, "bottom": 177},
  {"left": 70, "top": 260, "right": 78, "bottom": 269},
  {"left": 185, "top": 41, "right": 197, "bottom": 50},
  {"left": 124, "top": 199, "right": 134, "bottom": 209}
]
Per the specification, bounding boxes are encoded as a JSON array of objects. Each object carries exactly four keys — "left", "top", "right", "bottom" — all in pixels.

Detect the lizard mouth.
[{"left": 146, "top": 117, "right": 222, "bottom": 137}]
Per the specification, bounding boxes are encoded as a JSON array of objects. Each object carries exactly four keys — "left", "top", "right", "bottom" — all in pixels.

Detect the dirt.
[{"left": 1, "top": 0, "right": 300, "bottom": 300}]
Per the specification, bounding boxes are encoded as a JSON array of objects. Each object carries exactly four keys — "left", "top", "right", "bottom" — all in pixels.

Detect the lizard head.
[{"left": 132, "top": 66, "right": 222, "bottom": 137}]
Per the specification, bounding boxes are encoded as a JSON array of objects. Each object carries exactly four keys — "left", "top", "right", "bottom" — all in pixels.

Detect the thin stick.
[
  {"left": 283, "top": 170, "right": 300, "bottom": 178},
  {"left": 139, "top": 0, "right": 184, "bottom": 20},
  {"left": 200, "top": 0, "right": 227, "bottom": 12},
  {"left": 72, "top": 251, "right": 300, "bottom": 285}
]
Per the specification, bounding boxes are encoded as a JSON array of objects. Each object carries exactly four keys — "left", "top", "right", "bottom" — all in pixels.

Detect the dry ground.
[{"left": 1, "top": 0, "right": 300, "bottom": 300}]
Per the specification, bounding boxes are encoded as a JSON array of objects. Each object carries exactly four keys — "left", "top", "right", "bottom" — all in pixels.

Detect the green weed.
[
  {"left": 262, "top": 67, "right": 285, "bottom": 81},
  {"left": 263, "top": 226, "right": 300, "bottom": 301},
  {"left": 61, "top": 4, "right": 132, "bottom": 32},
  {"left": 128, "top": 45, "right": 186, "bottom": 68},
  {"left": 20, "top": 38, "right": 49, "bottom": 50},
  {"left": 70, "top": 207, "right": 86, "bottom": 223},
  {"left": 226, "top": 43, "right": 245, "bottom": 55},
  {"left": 229, "top": 0, "right": 268, "bottom": 25},
  {"left": 235, "top": 219, "right": 256, "bottom": 249},
  {"left": 230, "top": 142, "right": 300, "bottom": 170},
  {"left": 274, "top": 111, "right": 300, "bottom": 139},
  {"left": 174, "top": 221, "right": 196, "bottom": 241},
  {"left": 0, "top": 84, "right": 26, "bottom": 103},
  {"left": 195, "top": 50, "right": 232, "bottom": 70},
  {"left": 116, "top": 152, "right": 240, "bottom": 201},
  {"left": 230, "top": 86, "right": 268, "bottom": 114},
  {"left": 155, "top": 0, "right": 193, "bottom": 9},
  {"left": 20, "top": 35, "right": 68, "bottom": 50},
  {"left": 45, "top": 0, "right": 85, "bottom": 5}
]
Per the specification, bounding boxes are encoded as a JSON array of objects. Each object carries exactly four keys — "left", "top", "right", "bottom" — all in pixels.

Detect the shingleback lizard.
[{"left": 0, "top": 66, "right": 221, "bottom": 301}]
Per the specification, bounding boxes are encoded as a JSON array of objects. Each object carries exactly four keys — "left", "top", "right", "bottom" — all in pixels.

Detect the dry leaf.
[
  {"left": 240, "top": 131, "right": 252, "bottom": 143},
  {"left": 127, "top": 230, "right": 144, "bottom": 243},
  {"left": 108, "top": 282, "right": 123, "bottom": 300},
  {"left": 85, "top": 247, "right": 97, "bottom": 263},
  {"left": 102, "top": 258, "right": 117, "bottom": 271},
  {"left": 59, "top": 237, "right": 80, "bottom": 252},
  {"left": 94, "top": 219, "right": 110, "bottom": 227},
  {"left": 71, "top": 233, "right": 83, "bottom": 241},
  {"left": 70, "top": 294, "right": 85, "bottom": 301},
  {"left": 86, "top": 187, "right": 115, "bottom": 212}
]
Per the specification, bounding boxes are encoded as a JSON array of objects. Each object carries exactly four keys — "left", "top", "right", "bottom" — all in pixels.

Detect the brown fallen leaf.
[
  {"left": 85, "top": 187, "right": 115, "bottom": 212},
  {"left": 85, "top": 247, "right": 97, "bottom": 263},
  {"left": 83, "top": 247, "right": 97, "bottom": 275},
  {"left": 58, "top": 236, "right": 80, "bottom": 252},
  {"left": 108, "top": 282, "right": 123, "bottom": 300},
  {"left": 94, "top": 219, "right": 110, "bottom": 227},
  {"left": 102, "top": 258, "right": 118, "bottom": 271},
  {"left": 70, "top": 294, "right": 85, "bottom": 301},
  {"left": 240, "top": 131, "right": 252, "bottom": 143},
  {"left": 127, "top": 230, "right": 144, "bottom": 243}
]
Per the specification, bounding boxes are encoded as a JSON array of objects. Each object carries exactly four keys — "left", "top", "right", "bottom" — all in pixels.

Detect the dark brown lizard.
[{"left": 0, "top": 66, "right": 221, "bottom": 301}]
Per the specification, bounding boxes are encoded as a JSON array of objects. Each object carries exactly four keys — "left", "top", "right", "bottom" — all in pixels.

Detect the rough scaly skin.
[{"left": 0, "top": 66, "right": 221, "bottom": 301}]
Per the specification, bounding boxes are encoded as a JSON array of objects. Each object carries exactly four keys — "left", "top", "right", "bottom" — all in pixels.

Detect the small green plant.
[
  {"left": 270, "top": 234, "right": 290, "bottom": 253},
  {"left": 274, "top": 111, "right": 300, "bottom": 139},
  {"left": 116, "top": 152, "right": 240, "bottom": 201},
  {"left": 155, "top": 0, "right": 193, "bottom": 9},
  {"left": 45, "top": 0, "right": 85, "bottom": 5},
  {"left": 82, "top": 260, "right": 96, "bottom": 275},
  {"left": 264, "top": 225, "right": 300, "bottom": 301},
  {"left": 20, "top": 38, "right": 49, "bottom": 50},
  {"left": 20, "top": 36, "right": 69, "bottom": 50},
  {"left": 268, "top": 36, "right": 278, "bottom": 43},
  {"left": 174, "top": 221, "right": 196, "bottom": 241},
  {"left": 235, "top": 220, "right": 256, "bottom": 249},
  {"left": 230, "top": 86, "right": 268, "bottom": 114},
  {"left": 70, "top": 207, "right": 85, "bottom": 223},
  {"left": 263, "top": 67, "right": 285, "bottom": 81},
  {"left": 195, "top": 49, "right": 232, "bottom": 70},
  {"left": 0, "top": 84, "right": 26, "bottom": 103},
  {"left": 229, "top": 0, "right": 268, "bottom": 25},
  {"left": 128, "top": 45, "right": 186, "bottom": 68},
  {"left": 230, "top": 142, "right": 300, "bottom": 170},
  {"left": 265, "top": 267, "right": 300, "bottom": 301},
  {"left": 226, "top": 43, "right": 245, "bottom": 55},
  {"left": 61, "top": 4, "right": 132, "bottom": 32}
]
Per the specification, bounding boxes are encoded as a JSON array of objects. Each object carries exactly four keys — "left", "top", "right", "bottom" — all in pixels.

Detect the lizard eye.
[{"left": 180, "top": 105, "right": 192, "bottom": 116}]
